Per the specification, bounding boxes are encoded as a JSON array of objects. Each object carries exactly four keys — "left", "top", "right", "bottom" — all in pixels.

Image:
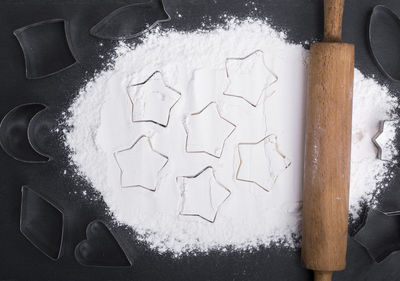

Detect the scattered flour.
[
  {"left": 65, "top": 19, "right": 397, "bottom": 254},
  {"left": 350, "top": 74, "right": 397, "bottom": 214}
]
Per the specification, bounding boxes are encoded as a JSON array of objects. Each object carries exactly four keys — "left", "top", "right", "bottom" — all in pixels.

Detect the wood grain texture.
[
  {"left": 301, "top": 42, "right": 354, "bottom": 272},
  {"left": 301, "top": 1, "right": 354, "bottom": 280},
  {"left": 324, "top": 0, "right": 344, "bottom": 41},
  {"left": 315, "top": 271, "right": 333, "bottom": 281}
]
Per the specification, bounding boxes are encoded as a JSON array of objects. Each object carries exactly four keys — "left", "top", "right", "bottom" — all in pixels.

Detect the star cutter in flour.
[
  {"left": 176, "top": 166, "right": 231, "bottom": 223},
  {"left": 114, "top": 135, "right": 168, "bottom": 192},
  {"left": 224, "top": 50, "right": 278, "bottom": 107},
  {"left": 127, "top": 71, "right": 181, "bottom": 127},
  {"left": 183, "top": 102, "right": 236, "bottom": 158},
  {"left": 236, "top": 134, "right": 291, "bottom": 191},
  {"left": 372, "top": 119, "right": 399, "bottom": 162}
]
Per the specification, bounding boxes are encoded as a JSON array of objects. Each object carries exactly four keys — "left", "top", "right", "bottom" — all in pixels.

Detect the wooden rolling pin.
[{"left": 301, "top": 0, "right": 354, "bottom": 281}]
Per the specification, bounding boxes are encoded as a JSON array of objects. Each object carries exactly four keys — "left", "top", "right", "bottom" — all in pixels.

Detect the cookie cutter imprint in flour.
[
  {"left": 236, "top": 134, "right": 291, "bottom": 191},
  {"left": 114, "top": 135, "right": 168, "bottom": 192},
  {"left": 176, "top": 166, "right": 231, "bottom": 223},
  {"left": 183, "top": 102, "right": 236, "bottom": 158},
  {"left": 372, "top": 119, "right": 399, "bottom": 162},
  {"left": 127, "top": 71, "right": 181, "bottom": 127},
  {"left": 223, "top": 50, "right": 278, "bottom": 107}
]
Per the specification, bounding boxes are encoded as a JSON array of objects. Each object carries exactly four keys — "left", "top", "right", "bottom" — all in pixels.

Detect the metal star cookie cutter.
[
  {"left": 127, "top": 71, "right": 181, "bottom": 127},
  {"left": 223, "top": 49, "right": 278, "bottom": 107},
  {"left": 372, "top": 119, "right": 399, "bottom": 162},
  {"left": 176, "top": 166, "right": 231, "bottom": 223},
  {"left": 236, "top": 134, "right": 291, "bottom": 191},
  {"left": 183, "top": 101, "right": 236, "bottom": 159},
  {"left": 114, "top": 135, "right": 168, "bottom": 192}
]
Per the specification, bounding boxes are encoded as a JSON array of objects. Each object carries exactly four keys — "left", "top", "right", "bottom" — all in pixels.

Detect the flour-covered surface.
[
  {"left": 350, "top": 73, "right": 397, "bottom": 216},
  {"left": 65, "top": 19, "right": 397, "bottom": 255}
]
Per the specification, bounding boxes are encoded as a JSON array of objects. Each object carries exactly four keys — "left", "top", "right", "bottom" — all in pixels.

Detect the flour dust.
[{"left": 64, "top": 19, "right": 397, "bottom": 255}]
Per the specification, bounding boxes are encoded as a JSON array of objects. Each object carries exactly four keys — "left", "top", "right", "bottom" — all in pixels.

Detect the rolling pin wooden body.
[{"left": 301, "top": 0, "right": 354, "bottom": 281}]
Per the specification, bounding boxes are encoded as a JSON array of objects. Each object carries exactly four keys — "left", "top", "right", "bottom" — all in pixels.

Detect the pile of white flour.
[{"left": 65, "top": 19, "right": 398, "bottom": 254}]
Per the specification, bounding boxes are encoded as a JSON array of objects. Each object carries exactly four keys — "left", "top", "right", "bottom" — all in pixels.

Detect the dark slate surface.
[{"left": 0, "top": 0, "right": 400, "bottom": 280}]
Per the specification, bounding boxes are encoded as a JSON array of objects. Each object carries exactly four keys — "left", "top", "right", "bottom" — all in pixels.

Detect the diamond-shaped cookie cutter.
[{"left": 20, "top": 186, "right": 64, "bottom": 260}]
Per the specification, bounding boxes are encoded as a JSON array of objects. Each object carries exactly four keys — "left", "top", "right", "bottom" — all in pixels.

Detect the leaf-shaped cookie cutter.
[
  {"left": 90, "top": 0, "right": 171, "bottom": 40},
  {"left": 20, "top": 186, "right": 64, "bottom": 260}
]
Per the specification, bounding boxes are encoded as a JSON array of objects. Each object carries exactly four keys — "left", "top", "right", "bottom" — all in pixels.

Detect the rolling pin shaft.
[{"left": 301, "top": 0, "right": 354, "bottom": 280}]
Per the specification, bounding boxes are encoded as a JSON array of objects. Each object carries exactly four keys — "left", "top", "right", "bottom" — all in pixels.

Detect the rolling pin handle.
[
  {"left": 314, "top": 271, "right": 333, "bottom": 281},
  {"left": 324, "top": 0, "right": 344, "bottom": 42}
]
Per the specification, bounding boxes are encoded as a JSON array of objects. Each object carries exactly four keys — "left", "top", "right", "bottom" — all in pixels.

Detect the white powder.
[
  {"left": 350, "top": 74, "right": 397, "bottom": 215},
  {"left": 65, "top": 19, "right": 397, "bottom": 254}
]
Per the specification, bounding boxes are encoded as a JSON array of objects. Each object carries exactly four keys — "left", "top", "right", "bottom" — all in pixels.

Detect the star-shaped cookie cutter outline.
[
  {"left": 176, "top": 166, "right": 231, "bottom": 223},
  {"left": 183, "top": 101, "right": 237, "bottom": 159},
  {"left": 127, "top": 71, "right": 182, "bottom": 127},
  {"left": 113, "top": 135, "right": 169, "bottom": 192},
  {"left": 223, "top": 49, "right": 278, "bottom": 107},
  {"left": 236, "top": 134, "right": 291, "bottom": 191},
  {"left": 372, "top": 119, "right": 399, "bottom": 162}
]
